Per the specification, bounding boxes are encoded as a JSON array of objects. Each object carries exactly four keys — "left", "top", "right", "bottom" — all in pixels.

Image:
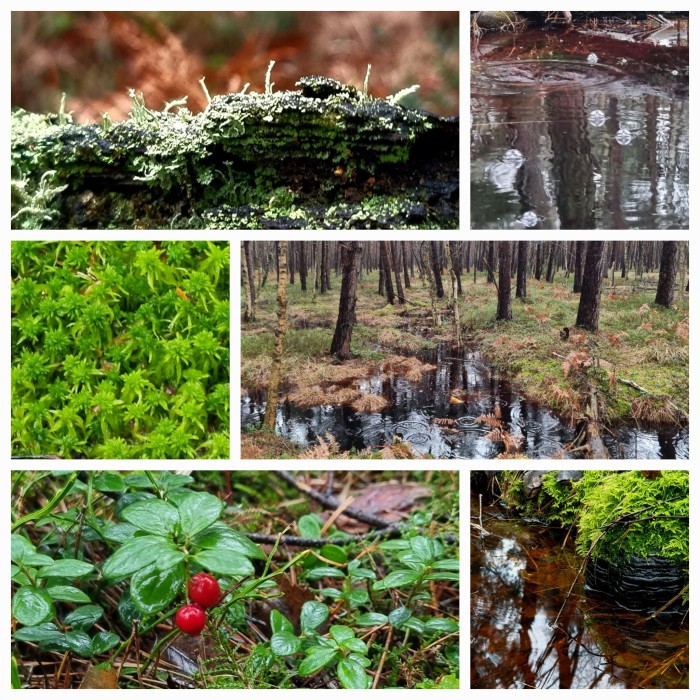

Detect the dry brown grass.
[
  {"left": 286, "top": 386, "right": 333, "bottom": 408},
  {"left": 350, "top": 393, "right": 390, "bottom": 413},
  {"left": 383, "top": 355, "right": 435, "bottom": 381},
  {"left": 299, "top": 433, "right": 341, "bottom": 459},
  {"left": 632, "top": 396, "right": 679, "bottom": 425}
]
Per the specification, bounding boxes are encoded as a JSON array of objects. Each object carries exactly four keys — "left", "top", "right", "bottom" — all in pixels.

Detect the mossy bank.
[{"left": 11, "top": 77, "right": 458, "bottom": 230}]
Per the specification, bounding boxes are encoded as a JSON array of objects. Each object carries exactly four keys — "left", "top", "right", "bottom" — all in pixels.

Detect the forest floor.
[{"left": 241, "top": 269, "right": 688, "bottom": 459}]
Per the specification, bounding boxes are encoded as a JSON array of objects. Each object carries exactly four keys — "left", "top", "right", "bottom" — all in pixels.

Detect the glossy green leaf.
[
  {"left": 339, "top": 637, "right": 368, "bottom": 654},
  {"left": 300, "top": 601, "right": 329, "bottom": 634},
  {"left": 423, "top": 617, "right": 459, "bottom": 634},
  {"left": 120, "top": 500, "right": 179, "bottom": 536},
  {"left": 329, "top": 625, "right": 355, "bottom": 643},
  {"left": 347, "top": 652, "right": 372, "bottom": 668},
  {"left": 388, "top": 606, "right": 412, "bottom": 627},
  {"left": 65, "top": 604, "right": 104, "bottom": 630},
  {"left": 91, "top": 631, "right": 120, "bottom": 655},
  {"left": 12, "top": 622, "right": 63, "bottom": 643},
  {"left": 270, "top": 631, "right": 301, "bottom": 656},
  {"left": 320, "top": 544, "right": 348, "bottom": 564},
  {"left": 424, "top": 571, "right": 459, "bottom": 582},
  {"left": 193, "top": 549, "right": 254, "bottom": 577},
  {"left": 130, "top": 562, "right": 185, "bottom": 615},
  {"left": 24, "top": 553, "right": 55, "bottom": 567},
  {"left": 346, "top": 589, "right": 369, "bottom": 607},
  {"left": 297, "top": 647, "right": 338, "bottom": 676},
  {"left": 433, "top": 558, "right": 460, "bottom": 570},
  {"left": 402, "top": 618, "right": 426, "bottom": 634},
  {"left": 11, "top": 534, "right": 35, "bottom": 564},
  {"left": 270, "top": 609, "right": 294, "bottom": 634},
  {"left": 298, "top": 514, "right": 321, "bottom": 539},
  {"left": 356, "top": 612, "right": 388, "bottom": 626},
  {"left": 37, "top": 558, "right": 95, "bottom": 579},
  {"left": 191, "top": 524, "right": 265, "bottom": 559},
  {"left": 93, "top": 472, "right": 126, "bottom": 494},
  {"left": 177, "top": 492, "right": 224, "bottom": 537},
  {"left": 46, "top": 585, "right": 91, "bottom": 603},
  {"left": 337, "top": 658, "right": 371, "bottom": 689},
  {"left": 304, "top": 566, "right": 344, "bottom": 581},
  {"left": 378, "top": 539, "right": 411, "bottom": 551},
  {"left": 65, "top": 630, "right": 93, "bottom": 657},
  {"left": 102, "top": 536, "right": 176, "bottom": 580},
  {"left": 12, "top": 586, "right": 55, "bottom": 626},
  {"left": 374, "top": 569, "right": 421, "bottom": 589}
]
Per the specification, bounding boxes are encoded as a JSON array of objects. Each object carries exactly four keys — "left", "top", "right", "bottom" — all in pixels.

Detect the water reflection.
[
  {"left": 471, "top": 59, "right": 689, "bottom": 229},
  {"left": 241, "top": 343, "right": 688, "bottom": 459},
  {"left": 470, "top": 498, "right": 689, "bottom": 689}
]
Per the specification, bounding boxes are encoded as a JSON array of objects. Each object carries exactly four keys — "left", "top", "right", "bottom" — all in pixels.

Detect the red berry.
[
  {"left": 175, "top": 604, "right": 207, "bottom": 635},
  {"left": 188, "top": 573, "right": 221, "bottom": 609}
]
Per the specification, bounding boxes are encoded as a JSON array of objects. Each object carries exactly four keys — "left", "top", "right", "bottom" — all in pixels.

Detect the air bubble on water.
[
  {"left": 672, "top": 70, "right": 679, "bottom": 76},
  {"left": 519, "top": 211, "right": 538, "bottom": 228},
  {"left": 587, "top": 53, "right": 598, "bottom": 64},
  {"left": 615, "top": 128, "right": 633, "bottom": 146},
  {"left": 503, "top": 149, "right": 524, "bottom": 167},
  {"left": 588, "top": 110, "right": 606, "bottom": 127}
]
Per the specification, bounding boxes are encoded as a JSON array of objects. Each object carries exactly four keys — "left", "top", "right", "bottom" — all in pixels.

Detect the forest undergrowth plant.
[{"left": 11, "top": 241, "right": 230, "bottom": 458}]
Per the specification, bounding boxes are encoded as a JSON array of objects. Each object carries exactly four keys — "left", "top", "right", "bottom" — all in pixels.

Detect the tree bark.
[
  {"left": 298, "top": 241, "right": 307, "bottom": 291},
  {"left": 497, "top": 241, "right": 512, "bottom": 321},
  {"left": 243, "top": 241, "right": 256, "bottom": 319},
  {"left": 379, "top": 241, "right": 396, "bottom": 304},
  {"left": 573, "top": 240, "right": 586, "bottom": 293},
  {"left": 330, "top": 242, "right": 363, "bottom": 360},
  {"left": 516, "top": 240, "right": 528, "bottom": 299},
  {"left": 444, "top": 241, "right": 461, "bottom": 346},
  {"left": 545, "top": 242, "right": 556, "bottom": 283},
  {"left": 263, "top": 241, "right": 288, "bottom": 428},
  {"left": 430, "top": 241, "right": 445, "bottom": 298},
  {"left": 420, "top": 242, "right": 440, "bottom": 328},
  {"left": 390, "top": 241, "right": 406, "bottom": 304},
  {"left": 655, "top": 241, "right": 679, "bottom": 308},
  {"left": 487, "top": 241, "right": 496, "bottom": 283},
  {"left": 241, "top": 242, "right": 255, "bottom": 322},
  {"left": 402, "top": 241, "right": 411, "bottom": 288},
  {"left": 575, "top": 241, "right": 606, "bottom": 332}
]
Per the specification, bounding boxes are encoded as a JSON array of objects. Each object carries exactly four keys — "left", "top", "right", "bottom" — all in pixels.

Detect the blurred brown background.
[{"left": 11, "top": 11, "right": 459, "bottom": 122}]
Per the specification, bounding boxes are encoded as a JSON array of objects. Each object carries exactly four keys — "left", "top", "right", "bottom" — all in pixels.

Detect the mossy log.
[{"left": 11, "top": 77, "right": 458, "bottom": 230}]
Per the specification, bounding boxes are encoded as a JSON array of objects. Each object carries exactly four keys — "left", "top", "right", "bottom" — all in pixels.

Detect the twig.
[
  {"left": 275, "top": 471, "right": 394, "bottom": 528},
  {"left": 372, "top": 626, "right": 393, "bottom": 689}
]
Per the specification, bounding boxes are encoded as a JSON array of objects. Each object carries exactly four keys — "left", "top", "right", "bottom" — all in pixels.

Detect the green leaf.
[
  {"left": 12, "top": 622, "right": 63, "bottom": 643},
  {"left": 329, "top": 625, "right": 355, "bottom": 643},
  {"left": 93, "top": 472, "right": 126, "bottom": 494},
  {"left": 65, "top": 630, "right": 93, "bottom": 657},
  {"left": 91, "top": 631, "right": 120, "bottom": 655},
  {"left": 102, "top": 536, "right": 176, "bottom": 580},
  {"left": 297, "top": 648, "right": 338, "bottom": 676},
  {"left": 192, "top": 524, "right": 265, "bottom": 559},
  {"left": 347, "top": 652, "right": 372, "bottom": 668},
  {"left": 102, "top": 522, "right": 139, "bottom": 543},
  {"left": 337, "top": 658, "right": 371, "bottom": 689},
  {"left": 270, "top": 631, "right": 302, "bottom": 656},
  {"left": 423, "top": 571, "right": 459, "bottom": 582},
  {"left": 423, "top": 618, "right": 459, "bottom": 634},
  {"left": 388, "top": 606, "right": 412, "bottom": 628},
  {"left": 24, "top": 553, "right": 55, "bottom": 567},
  {"left": 270, "top": 609, "right": 293, "bottom": 634},
  {"left": 410, "top": 535, "right": 443, "bottom": 561},
  {"left": 153, "top": 548, "right": 186, "bottom": 572},
  {"left": 177, "top": 492, "right": 224, "bottom": 537},
  {"left": 120, "top": 500, "right": 179, "bottom": 536},
  {"left": 64, "top": 605, "right": 104, "bottom": 630},
  {"left": 402, "top": 618, "right": 426, "bottom": 634},
  {"left": 12, "top": 586, "right": 55, "bottom": 626},
  {"left": 356, "top": 612, "right": 388, "bottom": 626},
  {"left": 320, "top": 544, "right": 348, "bottom": 564},
  {"left": 374, "top": 569, "right": 421, "bottom": 589},
  {"left": 193, "top": 549, "right": 254, "bottom": 577},
  {"left": 378, "top": 539, "right": 411, "bottom": 551},
  {"left": 11, "top": 534, "right": 35, "bottom": 564},
  {"left": 46, "top": 585, "right": 92, "bottom": 603},
  {"left": 300, "top": 601, "right": 329, "bottom": 634},
  {"left": 304, "top": 566, "right": 344, "bottom": 581},
  {"left": 37, "top": 558, "right": 95, "bottom": 579},
  {"left": 130, "top": 562, "right": 185, "bottom": 615},
  {"left": 433, "top": 558, "right": 460, "bottom": 570},
  {"left": 348, "top": 566, "right": 376, "bottom": 581},
  {"left": 298, "top": 514, "right": 321, "bottom": 539},
  {"left": 346, "top": 589, "right": 369, "bottom": 607},
  {"left": 339, "top": 637, "right": 368, "bottom": 654}
]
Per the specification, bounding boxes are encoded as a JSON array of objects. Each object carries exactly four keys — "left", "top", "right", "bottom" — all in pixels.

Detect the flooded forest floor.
[{"left": 241, "top": 269, "right": 688, "bottom": 459}]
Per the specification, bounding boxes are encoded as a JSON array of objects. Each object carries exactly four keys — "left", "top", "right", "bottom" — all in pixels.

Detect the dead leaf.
[{"left": 79, "top": 665, "right": 118, "bottom": 689}]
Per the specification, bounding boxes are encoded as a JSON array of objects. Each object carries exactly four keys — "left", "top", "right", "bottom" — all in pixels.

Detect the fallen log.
[{"left": 11, "top": 76, "right": 458, "bottom": 230}]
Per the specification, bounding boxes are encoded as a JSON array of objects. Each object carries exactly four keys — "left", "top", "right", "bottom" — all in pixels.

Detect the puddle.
[
  {"left": 470, "top": 27, "right": 688, "bottom": 229},
  {"left": 471, "top": 494, "right": 689, "bottom": 689},
  {"left": 241, "top": 342, "right": 688, "bottom": 459}
]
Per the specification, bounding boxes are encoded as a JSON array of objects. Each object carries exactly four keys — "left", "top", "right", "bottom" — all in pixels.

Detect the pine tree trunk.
[
  {"left": 444, "top": 241, "right": 460, "bottom": 346},
  {"left": 430, "top": 241, "right": 445, "bottom": 298},
  {"left": 298, "top": 241, "right": 307, "bottom": 291},
  {"left": 450, "top": 241, "right": 463, "bottom": 296},
  {"left": 575, "top": 241, "right": 606, "bottom": 332},
  {"left": 420, "top": 242, "right": 440, "bottom": 328},
  {"left": 487, "top": 241, "right": 496, "bottom": 283},
  {"left": 655, "top": 241, "right": 679, "bottom": 308},
  {"left": 244, "top": 241, "right": 256, "bottom": 318},
  {"left": 263, "top": 241, "right": 288, "bottom": 428},
  {"left": 573, "top": 241, "right": 586, "bottom": 293},
  {"left": 516, "top": 240, "right": 528, "bottom": 299},
  {"left": 241, "top": 242, "right": 255, "bottom": 322},
  {"left": 497, "top": 241, "right": 513, "bottom": 321},
  {"left": 320, "top": 242, "right": 328, "bottom": 293},
  {"left": 390, "top": 241, "right": 405, "bottom": 304},
  {"left": 545, "top": 242, "right": 556, "bottom": 283},
  {"left": 380, "top": 241, "right": 395, "bottom": 304},
  {"left": 330, "top": 242, "right": 363, "bottom": 360},
  {"left": 402, "top": 241, "right": 411, "bottom": 288}
]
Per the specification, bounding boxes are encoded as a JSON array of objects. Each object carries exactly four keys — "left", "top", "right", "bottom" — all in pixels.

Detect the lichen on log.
[{"left": 11, "top": 76, "right": 458, "bottom": 230}]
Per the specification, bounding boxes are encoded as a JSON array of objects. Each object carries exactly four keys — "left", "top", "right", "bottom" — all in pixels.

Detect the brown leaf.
[{"left": 79, "top": 665, "right": 118, "bottom": 689}]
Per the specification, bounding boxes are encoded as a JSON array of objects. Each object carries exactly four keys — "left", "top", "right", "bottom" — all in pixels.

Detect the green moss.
[{"left": 11, "top": 78, "right": 457, "bottom": 230}]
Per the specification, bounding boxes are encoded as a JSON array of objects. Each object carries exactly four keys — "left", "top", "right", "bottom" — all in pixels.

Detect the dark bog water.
[
  {"left": 470, "top": 496, "right": 689, "bottom": 689},
  {"left": 470, "top": 28, "right": 689, "bottom": 229},
  {"left": 241, "top": 342, "right": 688, "bottom": 459}
]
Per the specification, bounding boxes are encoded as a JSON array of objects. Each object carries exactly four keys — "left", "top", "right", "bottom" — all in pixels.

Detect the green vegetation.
[
  {"left": 11, "top": 471, "right": 459, "bottom": 689},
  {"left": 11, "top": 241, "right": 230, "bottom": 458},
  {"left": 499, "top": 470, "right": 689, "bottom": 563},
  {"left": 11, "top": 77, "right": 457, "bottom": 229}
]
